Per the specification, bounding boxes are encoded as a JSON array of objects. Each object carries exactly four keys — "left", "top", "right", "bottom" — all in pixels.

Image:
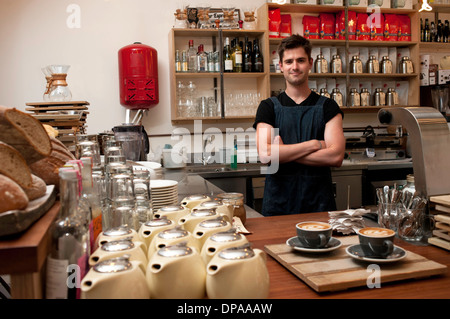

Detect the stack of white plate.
[
  {"left": 134, "top": 161, "right": 163, "bottom": 180},
  {"left": 150, "top": 179, "right": 178, "bottom": 210}
]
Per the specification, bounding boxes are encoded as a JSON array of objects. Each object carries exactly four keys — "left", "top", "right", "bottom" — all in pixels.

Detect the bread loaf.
[
  {"left": 0, "top": 141, "right": 32, "bottom": 188},
  {"left": 29, "top": 148, "right": 75, "bottom": 188},
  {"left": 0, "top": 174, "right": 29, "bottom": 214},
  {"left": 22, "top": 174, "right": 47, "bottom": 201},
  {"left": 0, "top": 105, "right": 52, "bottom": 164}
]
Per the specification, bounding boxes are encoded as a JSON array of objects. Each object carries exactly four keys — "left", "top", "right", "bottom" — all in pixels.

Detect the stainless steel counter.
[{"left": 162, "top": 168, "right": 264, "bottom": 218}]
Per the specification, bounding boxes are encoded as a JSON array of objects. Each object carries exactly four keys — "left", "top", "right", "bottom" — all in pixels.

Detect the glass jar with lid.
[{"left": 215, "top": 192, "right": 246, "bottom": 224}]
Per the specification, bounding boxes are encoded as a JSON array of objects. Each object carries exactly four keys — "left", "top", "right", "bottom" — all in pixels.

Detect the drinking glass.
[
  {"left": 133, "top": 169, "right": 151, "bottom": 201},
  {"left": 397, "top": 206, "right": 435, "bottom": 242},
  {"left": 75, "top": 134, "right": 101, "bottom": 167}
]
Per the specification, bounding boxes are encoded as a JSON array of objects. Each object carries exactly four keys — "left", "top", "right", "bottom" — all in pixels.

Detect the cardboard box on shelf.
[
  {"left": 438, "top": 70, "right": 450, "bottom": 85},
  {"left": 420, "top": 67, "right": 429, "bottom": 86},
  {"left": 429, "top": 64, "right": 438, "bottom": 86}
]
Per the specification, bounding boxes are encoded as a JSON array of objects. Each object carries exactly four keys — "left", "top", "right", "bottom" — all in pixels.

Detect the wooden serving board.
[{"left": 265, "top": 236, "right": 447, "bottom": 293}]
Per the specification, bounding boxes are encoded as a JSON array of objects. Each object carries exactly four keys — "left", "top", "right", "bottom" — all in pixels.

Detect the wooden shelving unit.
[
  {"left": 257, "top": 2, "right": 420, "bottom": 112},
  {"left": 168, "top": 3, "right": 422, "bottom": 122}
]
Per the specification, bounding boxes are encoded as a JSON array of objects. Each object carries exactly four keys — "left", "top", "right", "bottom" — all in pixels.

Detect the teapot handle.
[{"left": 254, "top": 248, "right": 267, "bottom": 263}]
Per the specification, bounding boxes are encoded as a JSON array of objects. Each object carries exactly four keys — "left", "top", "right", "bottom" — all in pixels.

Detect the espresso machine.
[{"left": 378, "top": 106, "right": 450, "bottom": 198}]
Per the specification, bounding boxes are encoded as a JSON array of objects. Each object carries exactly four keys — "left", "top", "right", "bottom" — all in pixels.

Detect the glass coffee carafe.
[{"left": 46, "top": 65, "right": 72, "bottom": 102}]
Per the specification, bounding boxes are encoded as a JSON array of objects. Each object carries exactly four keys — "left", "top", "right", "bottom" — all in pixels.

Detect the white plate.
[
  {"left": 286, "top": 236, "right": 342, "bottom": 253},
  {"left": 345, "top": 244, "right": 407, "bottom": 263},
  {"left": 150, "top": 180, "right": 178, "bottom": 189},
  {"left": 136, "top": 161, "right": 162, "bottom": 169}
]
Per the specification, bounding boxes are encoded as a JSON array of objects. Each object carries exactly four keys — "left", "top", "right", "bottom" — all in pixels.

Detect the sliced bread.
[
  {"left": 0, "top": 174, "right": 29, "bottom": 214},
  {"left": 0, "top": 141, "right": 32, "bottom": 188},
  {"left": 0, "top": 105, "right": 52, "bottom": 164}
]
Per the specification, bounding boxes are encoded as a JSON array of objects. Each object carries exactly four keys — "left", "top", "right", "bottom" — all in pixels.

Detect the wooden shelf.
[
  {"left": 266, "top": 2, "right": 416, "bottom": 14},
  {"left": 269, "top": 38, "right": 417, "bottom": 47}
]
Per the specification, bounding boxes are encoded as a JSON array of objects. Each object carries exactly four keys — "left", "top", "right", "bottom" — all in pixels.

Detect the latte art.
[
  {"left": 298, "top": 222, "right": 330, "bottom": 230},
  {"left": 360, "top": 227, "right": 394, "bottom": 237}
]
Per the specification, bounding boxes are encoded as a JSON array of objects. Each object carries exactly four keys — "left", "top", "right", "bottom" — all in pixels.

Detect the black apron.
[{"left": 261, "top": 95, "right": 336, "bottom": 216}]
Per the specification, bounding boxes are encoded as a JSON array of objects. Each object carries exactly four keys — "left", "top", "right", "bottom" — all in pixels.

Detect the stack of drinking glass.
[{"left": 75, "top": 134, "right": 153, "bottom": 234}]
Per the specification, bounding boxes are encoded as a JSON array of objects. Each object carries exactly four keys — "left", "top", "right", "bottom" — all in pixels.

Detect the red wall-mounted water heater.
[{"left": 118, "top": 42, "right": 159, "bottom": 110}]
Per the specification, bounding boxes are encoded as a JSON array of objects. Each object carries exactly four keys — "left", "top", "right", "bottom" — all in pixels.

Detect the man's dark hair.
[{"left": 277, "top": 34, "right": 312, "bottom": 62}]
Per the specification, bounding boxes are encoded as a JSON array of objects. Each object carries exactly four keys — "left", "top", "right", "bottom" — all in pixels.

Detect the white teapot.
[
  {"left": 200, "top": 228, "right": 248, "bottom": 265},
  {"left": 96, "top": 226, "right": 140, "bottom": 247},
  {"left": 192, "top": 200, "right": 234, "bottom": 222},
  {"left": 180, "top": 194, "right": 211, "bottom": 210},
  {"left": 138, "top": 216, "right": 174, "bottom": 249},
  {"left": 192, "top": 216, "right": 232, "bottom": 249},
  {"left": 148, "top": 226, "right": 200, "bottom": 257},
  {"left": 153, "top": 205, "right": 190, "bottom": 223},
  {"left": 178, "top": 208, "right": 219, "bottom": 233},
  {"left": 89, "top": 238, "right": 148, "bottom": 268},
  {"left": 146, "top": 242, "right": 206, "bottom": 299},
  {"left": 81, "top": 255, "right": 150, "bottom": 299},
  {"left": 206, "top": 243, "right": 270, "bottom": 299}
]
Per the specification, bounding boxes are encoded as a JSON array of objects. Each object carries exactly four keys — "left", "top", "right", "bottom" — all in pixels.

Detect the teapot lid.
[
  {"left": 103, "top": 226, "right": 133, "bottom": 237},
  {"left": 101, "top": 238, "right": 134, "bottom": 252},
  {"left": 200, "top": 200, "right": 223, "bottom": 208},
  {"left": 183, "top": 194, "right": 209, "bottom": 201},
  {"left": 210, "top": 228, "right": 242, "bottom": 242},
  {"left": 144, "top": 216, "right": 173, "bottom": 227},
  {"left": 191, "top": 208, "right": 217, "bottom": 217},
  {"left": 157, "top": 242, "right": 193, "bottom": 257},
  {"left": 159, "top": 205, "right": 185, "bottom": 212},
  {"left": 198, "top": 216, "right": 228, "bottom": 228},
  {"left": 218, "top": 243, "right": 255, "bottom": 260},
  {"left": 93, "top": 255, "right": 132, "bottom": 273},
  {"left": 157, "top": 226, "right": 189, "bottom": 239}
]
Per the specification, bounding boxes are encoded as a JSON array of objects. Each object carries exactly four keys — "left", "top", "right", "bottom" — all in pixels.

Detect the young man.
[{"left": 253, "top": 34, "right": 345, "bottom": 216}]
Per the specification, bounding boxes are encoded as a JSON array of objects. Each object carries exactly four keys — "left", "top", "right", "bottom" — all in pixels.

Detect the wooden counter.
[
  {"left": 0, "top": 202, "right": 60, "bottom": 298},
  {"left": 245, "top": 212, "right": 450, "bottom": 299},
  {"left": 2, "top": 200, "right": 449, "bottom": 299}
]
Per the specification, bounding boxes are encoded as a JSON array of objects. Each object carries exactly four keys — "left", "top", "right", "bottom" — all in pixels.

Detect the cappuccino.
[
  {"left": 298, "top": 222, "right": 331, "bottom": 230},
  {"left": 359, "top": 227, "right": 395, "bottom": 237}
]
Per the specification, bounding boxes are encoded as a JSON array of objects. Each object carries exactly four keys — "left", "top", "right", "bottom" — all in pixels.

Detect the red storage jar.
[{"left": 118, "top": 42, "right": 159, "bottom": 109}]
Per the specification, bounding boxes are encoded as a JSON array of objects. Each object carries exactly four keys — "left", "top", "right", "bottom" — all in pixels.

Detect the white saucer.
[
  {"left": 286, "top": 236, "right": 342, "bottom": 253},
  {"left": 150, "top": 180, "right": 178, "bottom": 189},
  {"left": 345, "top": 244, "right": 407, "bottom": 263}
]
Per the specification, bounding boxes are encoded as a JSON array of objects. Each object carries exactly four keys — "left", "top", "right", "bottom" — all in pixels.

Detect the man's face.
[{"left": 279, "top": 47, "right": 312, "bottom": 87}]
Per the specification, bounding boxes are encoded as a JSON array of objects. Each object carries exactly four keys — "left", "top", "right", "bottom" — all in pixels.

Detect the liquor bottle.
[
  {"left": 233, "top": 37, "right": 243, "bottom": 72},
  {"left": 181, "top": 50, "right": 188, "bottom": 72},
  {"left": 424, "top": 19, "right": 430, "bottom": 42},
  {"left": 437, "top": 20, "right": 443, "bottom": 43},
  {"left": 197, "top": 44, "right": 208, "bottom": 72},
  {"left": 420, "top": 18, "right": 424, "bottom": 42},
  {"left": 223, "top": 37, "right": 233, "bottom": 73},
  {"left": 444, "top": 20, "right": 449, "bottom": 43},
  {"left": 431, "top": 21, "right": 436, "bottom": 42},
  {"left": 46, "top": 169, "right": 90, "bottom": 299},
  {"left": 80, "top": 157, "right": 103, "bottom": 252},
  {"left": 243, "top": 38, "right": 253, "bottom": 72},
  {"left": 187, "top": 40, "right": 197, "bottom": 72},
  {"left": 253, "top": 38, "right": 263, "bottom": 72},
  {"left": 175, "top": 50, "right": 181, "bottom": 72}
]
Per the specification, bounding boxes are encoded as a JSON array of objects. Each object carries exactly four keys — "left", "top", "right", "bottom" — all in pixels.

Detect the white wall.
[{"left": 0, "top": 0, "right": 382, "bottom": 157}]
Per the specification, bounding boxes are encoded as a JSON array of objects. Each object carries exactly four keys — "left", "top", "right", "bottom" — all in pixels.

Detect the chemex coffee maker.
[{"left": 112, "top": 123, "right": 149, "bottom": 161}]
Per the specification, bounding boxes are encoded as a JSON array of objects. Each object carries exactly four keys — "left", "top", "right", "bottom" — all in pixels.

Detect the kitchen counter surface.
[{"left": 245, "top": 212, "right": 450, "bottom": 299}]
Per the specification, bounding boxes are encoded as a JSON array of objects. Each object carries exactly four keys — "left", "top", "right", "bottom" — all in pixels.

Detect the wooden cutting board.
[{"left": 265, "top": 236, "right": 447, "bottom": 292}]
